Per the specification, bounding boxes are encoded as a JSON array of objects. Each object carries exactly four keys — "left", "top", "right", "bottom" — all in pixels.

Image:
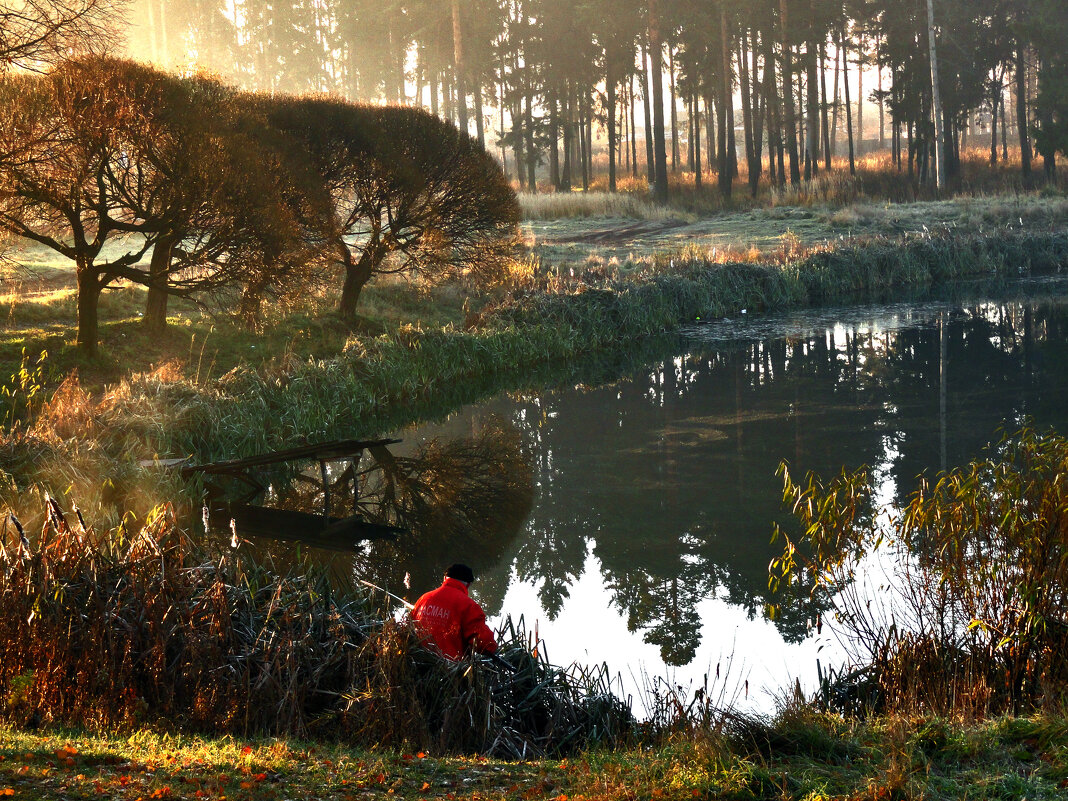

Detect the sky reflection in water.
[{"left": 390, "top": 283, "right": 1068, "bottom": 711}]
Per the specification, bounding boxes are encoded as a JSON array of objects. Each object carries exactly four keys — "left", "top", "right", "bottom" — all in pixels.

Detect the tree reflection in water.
[
  {"left": 225, "top": 422, "right": 534, "bottom": 608},
  {"left": 442, "top": 293, "right": 1068, "bottom": 668},
  {"left": 222, "top": 291, "right": 1068, "bottom": 675}
]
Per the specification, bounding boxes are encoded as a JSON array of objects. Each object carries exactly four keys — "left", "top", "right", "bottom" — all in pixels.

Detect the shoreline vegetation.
[
  {"left": 3, "top": 184, "right": 1068, "bottom": 797},
  {"left": 3, "top": 223, "right": 1067, "bottom": 526},
  {"left": 3, "top": 424, "right": 1068, "bottom": 798}
]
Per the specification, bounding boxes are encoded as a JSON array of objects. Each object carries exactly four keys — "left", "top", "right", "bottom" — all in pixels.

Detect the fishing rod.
[
  {"left": 358, "top": 578, "right": 414, "bottom": 609},
  {"left": 357, "top": 578, "right": 518, "bottom": 673}
]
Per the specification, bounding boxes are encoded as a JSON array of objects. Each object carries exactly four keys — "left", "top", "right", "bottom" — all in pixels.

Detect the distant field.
[
  {"left": 5, "top": 194, "right": 1067, "bottom": 290},
  {"left": 520, "top": 193, "right": 1068, "bottom": 269}
]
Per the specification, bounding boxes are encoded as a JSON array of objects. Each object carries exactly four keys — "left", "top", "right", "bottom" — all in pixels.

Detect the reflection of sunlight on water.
[{"left": 492, "top": 550, "right": 837, "bottom": 716}]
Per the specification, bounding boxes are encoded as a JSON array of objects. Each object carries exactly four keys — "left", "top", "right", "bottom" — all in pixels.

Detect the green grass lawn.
[{"left": 3, "top": 715, "right": 1068, "bottom": 800}]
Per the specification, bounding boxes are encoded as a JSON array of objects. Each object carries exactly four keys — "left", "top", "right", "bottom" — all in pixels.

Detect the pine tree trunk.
[
  {"left": 990, "top": 74, "right": 1000, "bottom": 165},
  {"left": 739, "top": 28, "right": 758, "bottom": 190},
  {"left": 562, "top": 86, "right": 573, "bottom": 189},
  {"left": 781, "top": 0, "right": 801, "bottom": 185},
  {"left": 643, "top": 47, "right": 655, "bottom": 184},
  {"left": 926, "top": 0, "right": 945, "bottom": 188},
  {"left": 607, "top": 69, "right": 618, "bottom": 192},
  {"left": 694, "top": 95, "right": 702, "bottom": 189},
  {"left": 687, "top": 95, "right": 695, "bottom": 170},
  {"left": 1015, "top": 42, "right": 1032, "bottom": 185},
  {"left": 842, "top": 27, "right": 855, "bottom": 176},
  {"left": 856, "top": 42, "right": 864, "bottom": 155},
  {"left": 549, "top": 87, "right": 560, "bottom": 189},
  {"left": 579, "top": 96, "right": 589, "bottom": 190},
  {"left": 514, "top": 96, "right": 525, "bottom": 190},
  {"left": 630, "top": 74, "right": 639, "bottom": 177},
  {"left": 451, "top": 0, "right": 468, "bottom": 134},
  {"left": 586, "top": 104, "right": 593, "bottom": 182},
  {"left": 430, "top": 61, "right": 440, "bottom": 116},
  {"left": 877, "top": 37, "right": 885, "bottom": 148},
  {"left": 821, "top": 42, "right": 832, "bottom": 169},
  {"left": 669, "top": 46, "right": 679, "bottom": 172},
  {"left": 705, "top": 93, "right": 716, "bottom": 164},
  {"left": 719, "top": 5, "right": 736, "bottom": 196},
  {"left": 752, "top": 40, "right": 765, "bottom": 173},
  {"left": 648, "top": 1, "right": 670, "bottom": 202},
  {"left": 525, "top": 91, "right": 536, "bottom": 189},
  {"left": 763, "top": 29, "right": 783, "bottom": 188},
  {"left": 806, "top": 0, "right": 819, "bottom": 179},
  {"left": 1000, "top": 88, "right": 1008, "bottom": 161},
  {"left": 831, "top": 41, "right": 840, "bottom": 155}
]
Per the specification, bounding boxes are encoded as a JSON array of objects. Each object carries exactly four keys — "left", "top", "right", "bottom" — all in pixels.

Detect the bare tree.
[
  {"left": 0, "top": 58, "right": 323, "bottom": 352},
  {"left": 264, "top": 97, "right": 519, "bottom": 321},
  {"left": 0, "top": 0, "right": 123, "bottom": 71}
]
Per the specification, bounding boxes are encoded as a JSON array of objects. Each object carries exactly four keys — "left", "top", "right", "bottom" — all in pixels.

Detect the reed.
[
  {"left": 0, "top": 502, "right": 631, "bottom": 755},
  {"left": 770, "top": 426, "right": 1068, "bottom": 718},
  {"left": 518, "top": 191, "right": 689, "bottom": 221}
]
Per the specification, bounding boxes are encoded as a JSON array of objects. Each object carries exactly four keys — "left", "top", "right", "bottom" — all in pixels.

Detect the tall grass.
[
  {"left": 534, "top": 146, "right": 1066, "bottom": 214},
  {"left": 519, "top": 191, "right": 690, "bottom": 221},
  {"left": 0, "top": 503, "right": 631, "bottom": 755}
]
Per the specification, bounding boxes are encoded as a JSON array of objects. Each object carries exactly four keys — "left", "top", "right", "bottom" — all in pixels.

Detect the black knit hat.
[{"left": 445, "top": 563, "right": 475, "bottom": 583}]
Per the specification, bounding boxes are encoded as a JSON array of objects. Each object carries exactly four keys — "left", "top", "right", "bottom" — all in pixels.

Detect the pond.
[{"left": 244, "top": 278, "right": 1068, "bottom": 712}]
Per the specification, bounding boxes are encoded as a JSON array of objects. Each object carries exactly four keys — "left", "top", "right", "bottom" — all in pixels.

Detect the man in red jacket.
[{"left": 411, "top": 563, "right": 498, "bottom": 660}]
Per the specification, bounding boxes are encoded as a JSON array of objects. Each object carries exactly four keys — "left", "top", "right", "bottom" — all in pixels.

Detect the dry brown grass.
[
  {"left": 519, "top": 190, "right": 691, "bottom": 221},
  {"left": 519, "top": 145, "right": 1066, "bottom": 218},
  {"left": 0, "top": 499, "right": 631, "bottom": 755}
]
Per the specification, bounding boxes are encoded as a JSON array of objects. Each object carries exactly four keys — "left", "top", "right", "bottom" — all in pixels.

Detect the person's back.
[{"left": 411, "top": 564, "right": 497, "bottom": 660}]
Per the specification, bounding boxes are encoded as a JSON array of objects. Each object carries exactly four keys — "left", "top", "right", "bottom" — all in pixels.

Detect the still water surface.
[
  {"left": 371, "top": 279, "right": 1068, "bottom": 710},
  {"left": 245, "top": 280, "right": 1068, "bottom": 711}
]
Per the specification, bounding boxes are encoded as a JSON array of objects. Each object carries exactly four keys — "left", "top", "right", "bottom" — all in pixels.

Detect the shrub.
[{"left": 769, "top": 426, "right": 1068, "bottom": 716}]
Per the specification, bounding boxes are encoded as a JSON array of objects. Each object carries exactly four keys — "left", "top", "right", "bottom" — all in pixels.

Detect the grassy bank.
[
  {"left": 3, "top": 225, "right": 1068, "bottom": 530},
  {"left": 3, "top": 714, "right": 1068, "bottom": 800},
  {"left": 90, "top": 228, "right": 1068, "bottom": 459}
]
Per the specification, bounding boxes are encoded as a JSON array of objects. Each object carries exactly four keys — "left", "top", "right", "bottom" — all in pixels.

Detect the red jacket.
[{"left": 411, "top": 577, "right": 498, "bottom": 660}]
